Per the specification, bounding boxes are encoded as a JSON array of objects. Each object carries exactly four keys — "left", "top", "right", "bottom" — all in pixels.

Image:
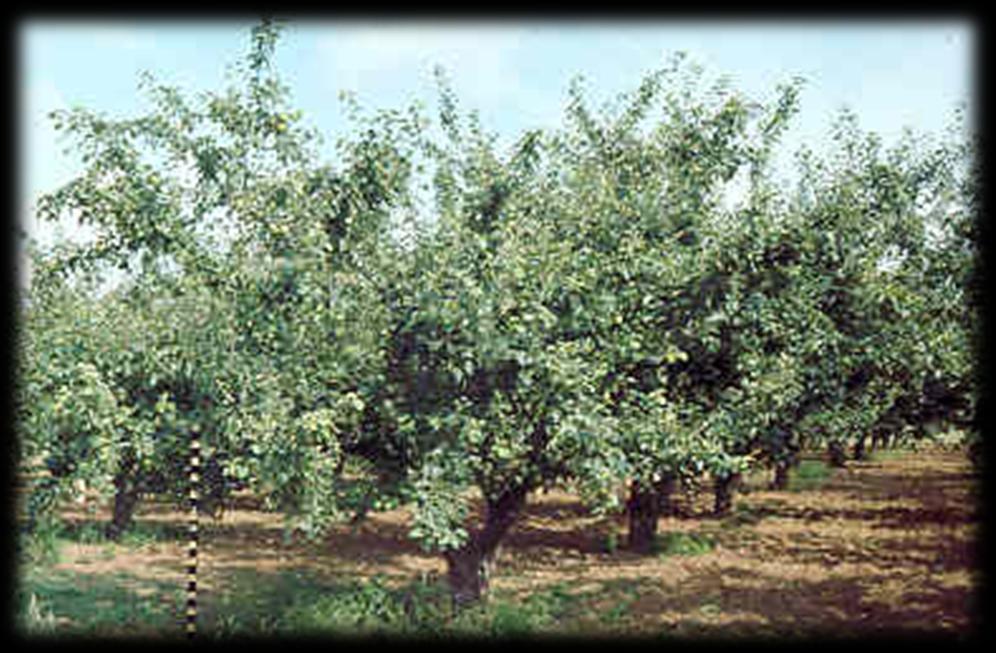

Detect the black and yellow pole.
[{"left": 186, "top": 425, "right": 200, "bottom": 639}]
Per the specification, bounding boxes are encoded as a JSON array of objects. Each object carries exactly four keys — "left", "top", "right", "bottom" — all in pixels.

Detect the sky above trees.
[{"left": 19, "top": 19, "right": 974, "bottom": 283}]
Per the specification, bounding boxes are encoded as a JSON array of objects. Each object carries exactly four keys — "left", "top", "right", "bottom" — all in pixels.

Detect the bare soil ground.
[{"left": 25, "top": 446, "right": 979, "bottom": 638}]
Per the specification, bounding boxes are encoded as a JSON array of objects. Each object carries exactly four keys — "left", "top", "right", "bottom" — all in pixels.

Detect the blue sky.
[{"left": 19, "top": 19, "right": 974, "bottom": 262}]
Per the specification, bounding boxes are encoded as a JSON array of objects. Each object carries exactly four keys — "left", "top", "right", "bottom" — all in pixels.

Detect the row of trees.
[{"left": 16, "top": 21, "right": 980, "bottom": 606}]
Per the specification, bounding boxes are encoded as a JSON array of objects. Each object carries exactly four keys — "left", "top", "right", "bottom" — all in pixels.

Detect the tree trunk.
[
  {"left": 771, "top": 460, "right": 791, "bottom": 490},
  {"left": 444, "top": 546, "right": 493, "bottom": 608},
  {"left": 852, "top": 434, "right": 868, "bottom": 461},
  {"left": 105, "top": 466, "right": 141, "bottom": 540},
  {"left": 444, "top": 484, "right": 528, "bottom": 609},
  {"left": 627, "top": 481, "right": 659, "bottom": 553},
  {"left": 713, "top": 472, "right": 741, "bottom": 517},
  {"left": 968, "top": 439, "right": 982, "bottom": 471},
  {"left": 873, "top": 429, "right": 895, "bottom": 450},
  {"left": 655, "top": 474, "right": 679, "bottom": 517},
  {"left": 827, "top": 441, "right": 848, "bottom": 468}
]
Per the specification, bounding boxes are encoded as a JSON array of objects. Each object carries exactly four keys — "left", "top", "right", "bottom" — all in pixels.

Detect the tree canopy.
[{"left": 16, "top": 20, "right": 980, "bottom": 606}]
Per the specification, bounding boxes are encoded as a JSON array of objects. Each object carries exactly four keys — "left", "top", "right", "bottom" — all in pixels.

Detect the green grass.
[
  {"left": 117, "top": 521, "right": 187, "bottom": 547},
  {"left": 19, "top": 592, "right": 59, "bottom": 635},
  {"left": 204, "top": 570, "right": 580, "bottom": 638},
  {"left": 58, "top": 519, "right": 186, "bottom": 548},
  {"left": 272, "top": 572, "right": 466, "bottom": 636},
  {"left": 602, "top": 531, "right": 619, "bottom": 553},
  {"left": 17, "top": 567, "right": 184, "bottom": 637},
  {"left": 18, "top": 526, "right": 64, "bottom": 568},
  {"left": 599, "top": 598, "right": 633, "bottom": 627},
  {"left": 476, "top": 595, "right": 558, "bottom": 636},
  {"left": 18, "top": 550, "right": 589, "bottom": 638},
  {"left": 655, "top": 531, "right": 715, "bottom": 557},
  {"left": 60, "top": 521, "right": 107, "bottom": 545},
  {"left": 787, "top": 460, "right": 831, "bottom": 492},
  {"left": 726, "top": 504, "right": 764, "bottom": 527},
  {"left": 698, "top": 602, "right": 722, "bottom": 616},
  {"left": 592, "top": 580, "right": 642, "bottom": 629},
  {"left": 869, "top": 448, "right": 911, "bottom": 462},
  {"left": 288, "top": 577, "right": 580, "bottom": 637},
  {"left": 13, "top": 517, "right": 646, "bottom": 638}
]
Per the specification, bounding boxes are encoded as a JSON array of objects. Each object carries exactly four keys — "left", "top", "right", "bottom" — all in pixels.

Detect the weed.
[
  {"left": 655, "top": 531, "right": 715, "bottom": 557},
  {"left": 18, "top": 593, "right": 59, "bottom": 634},
  {"left": 599, "top": 599, "right": 632, "bottom": 627},
  {"left": 18, "top": 511, "right": 68, "bottom": 568},
  {"left": 279, "top": 574, "right": 576, "bottom": 636},
  {"left": 119, "top": 521, "right": 184, "bottom": 547},
  {"left": 870, "top": 448, "right": 909, "bottom": 462},
  {"left": 214, "top": 613, "right": 242, "bottom": 638},
  {"left": 488, "top": 600, "right": 543, "bottom": 635},
  {"left": 16, "top": 568, "right": 181, "bottom": 636},
  {"left": 788, "top": 460, "right": 831, "bottom": 492},
  {"left": 64, "top": 521, "right": 106, "bottom": 545},
  {"left": 727, "top": 505, "right": 764, "bottom": 527},
  {"left": 276, "top": 574, "right": 448, "bottom": 636},
  {"left": 699, "top": 602, "right": 721, "bottom": 616},
  {"left": 603, "top": 531, "right": 618, "bottom": 553}
]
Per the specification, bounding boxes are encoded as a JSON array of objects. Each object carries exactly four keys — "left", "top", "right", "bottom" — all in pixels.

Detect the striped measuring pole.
[{"left": 186, "top": 425, "right": 200, "bottom": 638}]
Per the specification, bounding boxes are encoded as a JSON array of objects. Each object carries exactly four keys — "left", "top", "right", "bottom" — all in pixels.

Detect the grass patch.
[
  {"left": 698, "top": 602, "right": 722, "bottom": 616},
  {"left": 53, "top": 518, "right": 184, "bottom": 549},
  {"left": 655, "top": 531, "right": 715, "bottom": 557},
  {"left": 276, "top": 575, "right": 425, "bottom": 635},
  {"left": 869, "top": 448, "right": 911, "bottom": 462},
  {"left": 16, "top": 567, "right": 183, "bottom": 637},
  {"left": 288, "top": 577, "right": 580, "bottom": 637},
  {"left": 592, "top": 580, "right": 643, "bottom": 629},
  {"left": 116, "top": 521, "right": 186, "bottom": 547},
  {"left": 18, "top": 523, "right": 64, "bottom": 568},
  {"left": 19, "top": 592, "right": 59, "bottom": 635},
  {"left": 602, "top": 531, "right": 619, "bottom": 553},
  {"left": 788, "top": 460, "right": 831, "bottom": 492},
  {"left": 599, "top": 598, "right": 633, "bottom": 627},
  {"left": 726, "top": 504, "right": 765, "bottom": 527},
  {"left": 473, "top": 595, "right": 558, "bottom": 636},
  {"left": 203, "top": 569, "right": 573, "bottom": 638},
  {"left": 60, "top": 521, "right": 107, "bottom": 545}
]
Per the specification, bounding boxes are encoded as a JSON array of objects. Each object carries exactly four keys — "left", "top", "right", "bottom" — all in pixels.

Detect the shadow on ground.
[{"left": 21, "top": 448, "right": 978, "bottom": 638}]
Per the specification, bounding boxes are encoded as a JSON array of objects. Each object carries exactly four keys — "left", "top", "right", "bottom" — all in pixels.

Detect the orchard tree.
[
  {"left": 17, "top": 239, "right": 251, "bottom": 538},
  {"left": 16, "top": 271, "right": 128, "bottom": 534},
  {"left": 322, "top": 71, "right": 630, "bottom": 603},
  {"left": 540, "top": 59, "right": 753, "bottom": 544},
  {"left": 544, "top": 57, "right": 824, "bottom": 532},
  {"left": 785, "top": 108, "right": 978, "bottom": 468},
  {"left": 17, "top": 19, "right": 338, "bottom": 536},
  {"left": 20, "top": 19, "right": 622, "bottom": 605}
]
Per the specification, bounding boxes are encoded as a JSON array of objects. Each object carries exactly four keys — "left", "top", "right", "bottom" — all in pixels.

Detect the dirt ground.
[{"left": 42, "top": 446, "right": 978, "bottom": 637}]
